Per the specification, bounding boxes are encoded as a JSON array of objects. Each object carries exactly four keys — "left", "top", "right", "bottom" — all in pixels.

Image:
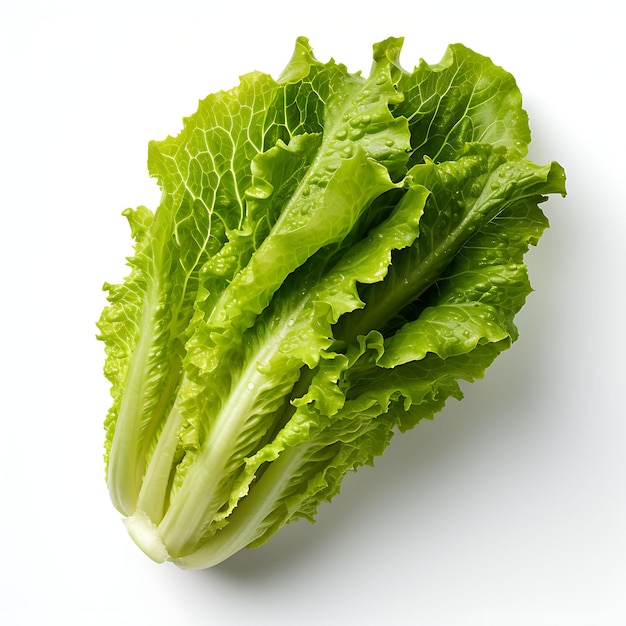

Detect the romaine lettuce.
[{"left": 97, "top": 37, "right": 566, "bottom": 568}]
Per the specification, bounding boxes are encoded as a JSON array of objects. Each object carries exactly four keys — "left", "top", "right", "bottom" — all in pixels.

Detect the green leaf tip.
[{"left": 372, "top": 36, "right": 405, "bottom": 68}]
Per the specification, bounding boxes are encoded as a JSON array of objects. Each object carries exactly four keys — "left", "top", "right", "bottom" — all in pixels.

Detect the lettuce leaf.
[{"left": 97, "top": 37, "right": 566, "bottom": 568}]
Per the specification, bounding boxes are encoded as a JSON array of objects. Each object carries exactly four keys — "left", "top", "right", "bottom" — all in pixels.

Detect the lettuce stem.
[
  {"left": 136, "top": 394, "right": 187, "bottom": 523},
  {"left": 107, "top": 285, "right": 160, "bottom": 515}
]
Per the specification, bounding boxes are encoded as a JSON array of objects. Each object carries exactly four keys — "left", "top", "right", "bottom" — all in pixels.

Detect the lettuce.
[{"left": 97, "top": 38, "right": 566, "bottom": 568}]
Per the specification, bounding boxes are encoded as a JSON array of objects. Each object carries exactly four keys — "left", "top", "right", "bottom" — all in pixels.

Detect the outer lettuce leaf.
[
  {"left": 98, "top": 38, "right": 566, "bottom": 568},
  {"left": 338, "top": 146, "right": 565, "bottom": 340}
]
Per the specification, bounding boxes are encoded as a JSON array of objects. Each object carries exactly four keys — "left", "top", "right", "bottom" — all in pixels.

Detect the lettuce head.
[{"left": 97, "top": 38, "right": 566, "bottom": 568}]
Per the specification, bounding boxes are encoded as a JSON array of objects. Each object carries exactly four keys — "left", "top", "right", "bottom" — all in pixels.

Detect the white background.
[{"left": 1, "top": 1, "right": 624, "bottom": 624}]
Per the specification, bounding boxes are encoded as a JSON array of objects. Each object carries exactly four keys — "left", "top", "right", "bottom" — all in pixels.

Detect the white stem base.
[{"left": 123, "top": 510, "right": 170, "bottom": 564}]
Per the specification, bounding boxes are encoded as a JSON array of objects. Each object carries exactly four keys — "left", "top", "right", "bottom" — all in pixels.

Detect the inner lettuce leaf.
[{"left": 97, "top": 37, "right": 566, "bottom": 568}]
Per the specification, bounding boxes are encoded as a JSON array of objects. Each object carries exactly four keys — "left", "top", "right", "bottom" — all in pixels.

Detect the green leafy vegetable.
[{"left": 97, "top": 37, "right": 566, "bottom": 568}]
